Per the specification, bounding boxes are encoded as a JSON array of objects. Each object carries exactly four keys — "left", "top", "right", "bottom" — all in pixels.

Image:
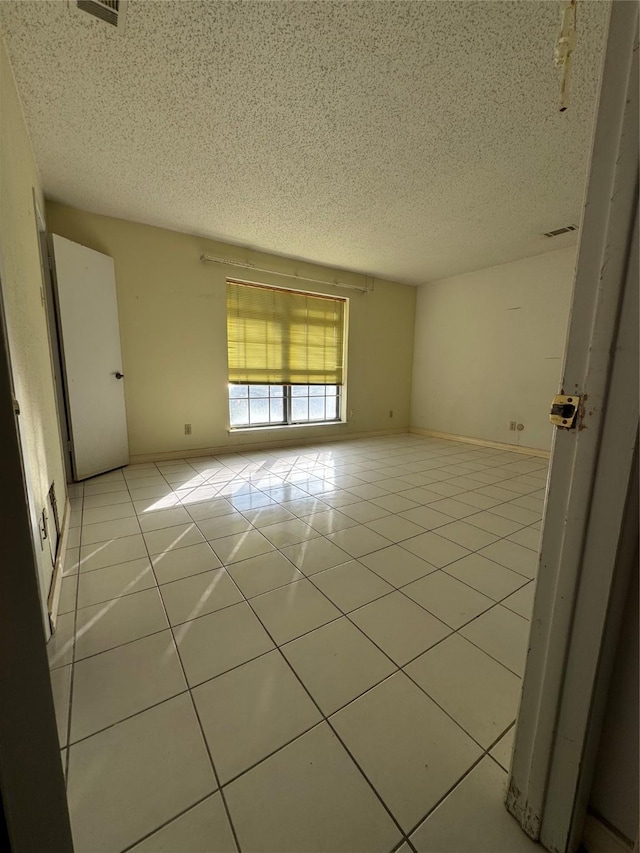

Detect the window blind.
[{"left": 226, "top": 280, "right": 346, "bottom": 385}]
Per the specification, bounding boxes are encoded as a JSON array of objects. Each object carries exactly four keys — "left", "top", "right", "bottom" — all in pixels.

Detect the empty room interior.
[{"left": 0, "top": 2, "right": 638, "bottom": 853}]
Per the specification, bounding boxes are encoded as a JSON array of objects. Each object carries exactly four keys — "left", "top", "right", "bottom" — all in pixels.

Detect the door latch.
[{"left": 549, "top": 394, "right": 580, "bottom": 428}]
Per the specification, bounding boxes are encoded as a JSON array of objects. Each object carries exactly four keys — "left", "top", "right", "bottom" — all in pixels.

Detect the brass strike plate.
[{"left": 549, "top": 394, "right": 580, "bottom": 428}]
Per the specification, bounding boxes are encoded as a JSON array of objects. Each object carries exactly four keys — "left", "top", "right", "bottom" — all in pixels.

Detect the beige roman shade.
[{"left": 226, "top": 280, "right": 346, "bottom": 385}]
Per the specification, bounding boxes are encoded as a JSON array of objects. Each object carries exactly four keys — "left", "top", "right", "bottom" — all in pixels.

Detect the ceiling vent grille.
[
  {"left": 75, "top": 0, "right": 127, "bottom": 28},
  {"left": 543, "top": 224, "right": 579, "bottom": 238}
]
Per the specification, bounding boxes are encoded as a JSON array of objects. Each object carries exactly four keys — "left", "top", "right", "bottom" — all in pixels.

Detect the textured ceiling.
[{"left": 1, "top": 0, "right": 608, "bottom": 284}]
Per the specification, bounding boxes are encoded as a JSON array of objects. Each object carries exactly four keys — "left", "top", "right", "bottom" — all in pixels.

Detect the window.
[
  {"left": 229, "top": 383, "right": 341, "bottom": 427},
  {"left": 226, "top": 280, "right": 346, "bottom": 428}
]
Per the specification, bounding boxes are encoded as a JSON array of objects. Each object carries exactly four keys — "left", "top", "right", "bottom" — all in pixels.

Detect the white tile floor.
[{"left": 50, "top": 433, "right": 547, "bottom": 852}]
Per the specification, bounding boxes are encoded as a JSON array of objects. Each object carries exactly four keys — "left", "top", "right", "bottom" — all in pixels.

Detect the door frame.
[
  {"left": 33, "top": 196, "right": 73, "bottom": 484},
  {"left": 0, "top": 271, "right": 74, "bottom": 850},
  {"left": 34, "top": 198, "right": 75, "bottom": 631},
  {"left": 507, "top": 3, "right": 639, "bottom": 851}
]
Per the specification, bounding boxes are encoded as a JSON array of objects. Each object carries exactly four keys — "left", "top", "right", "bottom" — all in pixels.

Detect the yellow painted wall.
[
  {"left": 411, "top": 247, "right": 576, "bottom": 451},
  {"left": 46, "top": 202, "right": 416, "bottom": 460},
  {"left": 0, "top": 32, "right": 66, "bottom": 625}
]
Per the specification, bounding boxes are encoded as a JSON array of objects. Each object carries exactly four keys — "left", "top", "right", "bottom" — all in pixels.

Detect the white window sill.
[{"left": 228, "top": 420, "right": 347, "bottom": 434}]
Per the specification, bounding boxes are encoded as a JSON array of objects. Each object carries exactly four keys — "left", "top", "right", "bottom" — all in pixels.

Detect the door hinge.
[
  {"left": 549, "top": 394, "right": 580, "bottom": 428},
  {"left": 40, "top": 508, "right": 48, "bottom": 541},
  {"left": 47, "top": 254, "right": 55, "bottom": 271},
  {"left": 12, "top": 396, "right": 20, "bottom": 415}
]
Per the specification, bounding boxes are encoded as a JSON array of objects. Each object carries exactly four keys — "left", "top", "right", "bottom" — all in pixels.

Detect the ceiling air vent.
[
  {"left": 74, "top": 0, "right": 127, "bottom": 29},
  {"left": 543, "top": 224, "right": 579, "bottom": 238}
]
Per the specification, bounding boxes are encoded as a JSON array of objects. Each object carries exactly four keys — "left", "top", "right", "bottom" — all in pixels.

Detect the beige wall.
[
  {"left": 0, "top": 32, "right": 66, "bottom": 625},
  {"left": 410, "top": 247, "right": 576, "bottom": 451},
  {"left": 46, "top": 202, "right": 416, "bottom": 460}
]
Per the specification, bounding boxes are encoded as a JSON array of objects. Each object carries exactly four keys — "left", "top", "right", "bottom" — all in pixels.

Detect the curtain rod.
[{"left": 200, "top": 253, "right": 372, "bottom": 294}]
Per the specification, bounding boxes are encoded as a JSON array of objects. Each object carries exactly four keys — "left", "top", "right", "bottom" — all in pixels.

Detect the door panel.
[{"left": 52, "top": 234, "right": 129, "bottom": 480}]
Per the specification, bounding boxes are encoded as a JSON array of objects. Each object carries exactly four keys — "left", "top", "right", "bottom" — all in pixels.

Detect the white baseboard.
[
  {"left": 129, "top": 427, "right": 409, "bottom": 465},
  {"left": 129, "top": 426, "right": 551, "bottom": 466},
  {"left": 409, "top": 428, "right": 550, "bottom": 459},
  {"left": 47, "top": 496, "right": 70, "bottom": 634},
  {"left": 583, "top": 813, "right": 634, "bottom": 853}
]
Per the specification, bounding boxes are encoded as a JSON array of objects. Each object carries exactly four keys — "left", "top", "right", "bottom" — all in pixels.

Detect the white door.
[{"left": 52, "top": 234, "right": 129, "bottom": 480}]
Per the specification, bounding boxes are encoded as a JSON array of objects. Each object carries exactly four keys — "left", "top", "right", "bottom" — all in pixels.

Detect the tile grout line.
[
  {"left": 69, "top": 467, "right": 535, "bottom": 667},
  {"left": 117, "top": 789, "right": 222, "bottom": 853},
  {"left": 56, "top": 549, "right": 527, "bottom": 680},
  {"left": 293, "top": 558, "right": 525, "bottom": 751},
  {"left": 211, "top": 572, "right": 521, "bottom": 848},
  {"left": 62, "top": 478, "right": 84, "bottom": 787},
  {"left": 66, "top": 464, "right": 535, "bottom": 677},
  {"left": 189, "top": 493, "right": 535, "bottom": 663},
  {"left": 64, "top": 435, "right": 546, "bottom": 848},
  {"left": 78, "top": 474, "right": 543, "bottom": 555},
  {"left": 119, "top": 470, "right": 246, "bottom": 853},
  {"left": 224, "top": 576, "right": 414, "bottom": 850},
  {"left": 188, "top": 521, "right": 524, "bottom": 841},
  {"left": 177, "top": 474, "right": 537, "bottom": 582},
  {"left": 189, "top": 440, "right": 540, "bottom": 762},
  {"left": 80, "top": 438, "right": 546, "bottom": 526},
  {"left": 206, "top": 458, "right": 542, "bottom": 553},
  {"left": 400, "top": 717, "right": 520, "bottom": 842}
]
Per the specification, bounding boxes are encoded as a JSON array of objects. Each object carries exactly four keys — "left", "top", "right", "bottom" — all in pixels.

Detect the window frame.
[{"left": 228, "top": 383, "right": 343, "bottom": 430}]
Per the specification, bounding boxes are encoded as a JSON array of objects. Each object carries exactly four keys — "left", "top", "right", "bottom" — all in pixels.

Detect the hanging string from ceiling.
[{"left": 555, "top": 0, "right": 578, "bottom": 112}]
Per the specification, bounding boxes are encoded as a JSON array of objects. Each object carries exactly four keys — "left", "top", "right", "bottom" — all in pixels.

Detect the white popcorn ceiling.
[{"left": 0, "top": 0, "right": 608, "bottom": 284}]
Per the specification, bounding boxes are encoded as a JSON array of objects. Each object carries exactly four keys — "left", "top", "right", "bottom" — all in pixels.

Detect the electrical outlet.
[
  {"left": 509, "top": 421, "right": 517, "bottom": 431},
  {"left": 184, "top": 423, "right": 192, "bottom": 435},
  {"left": 517, "top": 423, "right": 525, "bottom": 431}
]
